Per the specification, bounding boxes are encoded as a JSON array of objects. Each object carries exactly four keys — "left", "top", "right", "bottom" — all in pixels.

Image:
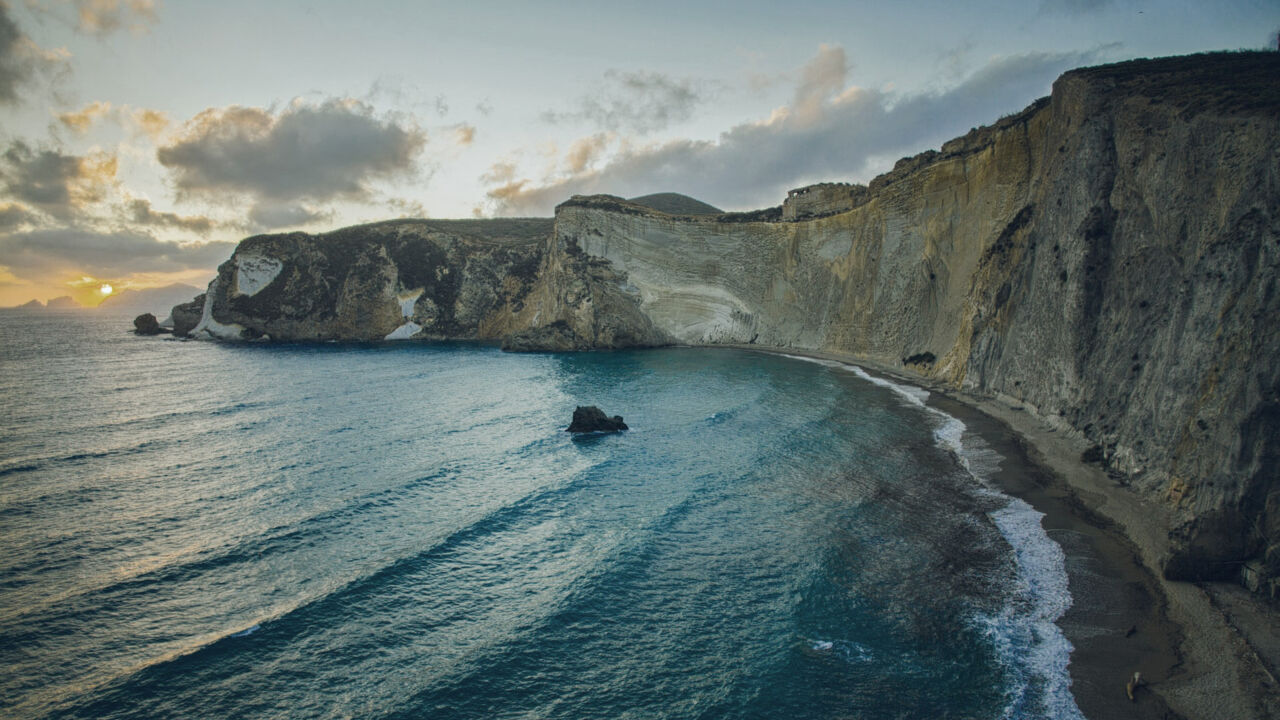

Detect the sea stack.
[
  {"left": 132, "top": 313, "right": 165, "bottom": 335},
  {"left": 566, "top": 406, "right": 628, "bottom": 433}
]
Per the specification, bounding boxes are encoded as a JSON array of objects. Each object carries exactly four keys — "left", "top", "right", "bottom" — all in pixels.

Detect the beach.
[{"left": 738, "top": 346, "right": 1279, "bottom": 720}]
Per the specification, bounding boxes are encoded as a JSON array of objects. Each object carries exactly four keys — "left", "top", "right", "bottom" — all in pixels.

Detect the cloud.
[
  {"left": 66, "top": 0, "right": 159, "bottom": 35},
  {"left": 543, "top": 69, "right": 706, "bottom": 134},
  {"left": 0, "top": 201, "right": 34, "bottom": 229},
  {"left": 57, "top": 99, "right": 113, "bottom": 132},
  {"left": 485, "top": 46, "right": 1110, "bottom": 216},
  {"left": 0, "top": 226, "right": 234, "bottom": 278},
  {"left": 53, "top": 101, "right": 171, "bottom": 139},
  {"left": 56, "top": 102, "right": 171, "bottom": 141},
  {"left": 125, "top": 197, "right": 214, "bottom": 234},
  {"left": 246, "top": 200, "right": 332, "bottom": 230},
  {"left": 384, "top": 196, "right": 425, "bottom": 218},
  {"left": 452, "top": 123, "right": 475, "bottom": 146},
  {"left": 563, "top": 133, "right": 611, "bottom": 173},
  {"left": 128, "top": 106, "right": 169, "bottom": 139},
  {"left": 792, "top": 44, "right": 848, "bottom": 125},
  {"left": 0, "top": 263, "right": 28, "bottom": 286},
  {"left": 481, "top": 160, "right": 517, "bottom": 186},
  {"left": 0, "top": 2, "right": 27, "bottom": 103},
  {"left": 1, "top": 140, "right": 117, "bottom": 219},
  {"left": 0, "top": 2, "right": 70, "bottom": 106},
  {"left": 156, "top": 99, "right": 427, "bottom": 205}
]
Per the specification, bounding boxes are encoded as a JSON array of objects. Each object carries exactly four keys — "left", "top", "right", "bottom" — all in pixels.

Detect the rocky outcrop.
[
  {"left": 501, "top": 321, "right": 584, "bottom": 352},
  {"left": 566, "top": 406, "right": 628, "bottom": 433},
  {"left": 176, "top": 52, "right": 1280, "bottom": 594},
  {"left": 501, "top": 219, "right": 672, "bottom": 351},
  {"left": 133, "top": 313, "right": 164, "bottom": 335},
  {"left": 179, "top": 219, "right": 551, "bottom": 342},
  {"left": 170, "top": 294, "right": 204, "bottom": 337}
]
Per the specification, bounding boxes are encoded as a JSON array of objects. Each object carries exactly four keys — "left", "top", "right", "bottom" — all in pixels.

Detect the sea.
[{"left": 0, "top": 311, "right": 1084, "bottom": 720}]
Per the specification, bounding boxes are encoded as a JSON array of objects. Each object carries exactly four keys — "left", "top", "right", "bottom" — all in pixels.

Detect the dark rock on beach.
[
  {"left": 133, "top": 313, "right": 165, "bottom": 335},
  {"left": 566, "top": 406, "right": 628, "bottom": 433}
]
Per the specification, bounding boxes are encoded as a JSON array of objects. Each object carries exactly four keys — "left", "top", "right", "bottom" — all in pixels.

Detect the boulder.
[
  {"left": 133, "top": 313, "right": 165, "bottom": 335},
  {"left": 566, "top": 405, "right": 628, "bottom": 433}
]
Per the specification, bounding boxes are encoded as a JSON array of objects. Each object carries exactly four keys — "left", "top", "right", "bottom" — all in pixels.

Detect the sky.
[{"left": 0, "top": 0, "right": 1275, "bottom": 307}]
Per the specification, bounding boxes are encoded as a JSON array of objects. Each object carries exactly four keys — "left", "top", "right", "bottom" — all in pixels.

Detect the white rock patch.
[
  {"left": 384, "top": 322, "right": 423, "bottom": 340},
  {"left": 397, "top": 289, "right": 423, "bottom": 318},
  {"left": 640, "top": 283, "right": 754, "bottom": 344},
  {"left": 190, "top": 277, "right": 249, "bottom": 340},
  {"left": 233, "top": 255, "right": 283, "bottom": 297}
]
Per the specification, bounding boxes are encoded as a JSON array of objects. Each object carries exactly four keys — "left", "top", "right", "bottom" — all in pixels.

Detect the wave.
[
  {"left": 227, "top": 624, "right": 260, "bottom": 638},
  {"left": 0, "top": 399, "right": 275, "bottom": 488},
  {"left": 0, "top": 439, "right": 164, "bottom": 478},
  {"left": 778, "top": 352, "right": 1084, "bottom": 720},
  {"left": 805, "top": 637, "right": 875, "bottom": 663},
  {"left": 0, "top": 463, "right": 39, "bottom": 478},
  {"left": 27, "top": 447, "right": 604, "bottom": 715}
]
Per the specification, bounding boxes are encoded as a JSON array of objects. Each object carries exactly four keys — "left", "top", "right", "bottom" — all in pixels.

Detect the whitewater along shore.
[{"left": 735, "top": 344, "right": 1277, "bottom": 720}]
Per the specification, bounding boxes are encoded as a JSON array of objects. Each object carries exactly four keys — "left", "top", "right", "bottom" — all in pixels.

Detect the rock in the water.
[
  {"left": 133, "top": 313, "right": 165, "bottom": 335},
  {"left": 566, "top": 405, "right": 628, "bottom": 433},
  {"left": 170, "top": 294, "right": 205, "bottom": 337}
]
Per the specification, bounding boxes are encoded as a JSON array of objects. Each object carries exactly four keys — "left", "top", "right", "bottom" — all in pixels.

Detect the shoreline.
[{"left": 725, "top": 343, "right": 1278, "bottom": 720}]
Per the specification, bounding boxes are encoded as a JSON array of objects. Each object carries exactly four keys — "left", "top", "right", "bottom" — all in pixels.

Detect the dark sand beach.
[
  {"left": 739, "top": 346, "right": 1279, "bottom": 720},
  {"left": 932, "top": 394, "right": 1181, "bottom": 720}
]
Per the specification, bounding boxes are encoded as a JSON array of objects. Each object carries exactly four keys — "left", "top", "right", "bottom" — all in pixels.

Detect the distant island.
[
  {"left": 7, "top": 283, "right": 203, "bottom": 317},
  {"left": 11, "top": 295, "right": 82, "bottom": 310}
]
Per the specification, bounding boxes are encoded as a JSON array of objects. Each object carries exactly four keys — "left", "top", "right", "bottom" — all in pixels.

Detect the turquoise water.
[{"left": 0, "top": 312, "right": 1081, "bottom": 719}]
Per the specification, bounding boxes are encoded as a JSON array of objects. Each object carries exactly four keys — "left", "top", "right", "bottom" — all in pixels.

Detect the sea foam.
[{"left": 780, "top": 352, "right": 1084, "bottom": 720}]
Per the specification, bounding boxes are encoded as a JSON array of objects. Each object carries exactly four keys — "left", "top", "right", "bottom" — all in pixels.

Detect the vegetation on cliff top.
[{"left": 1067, "top": 50, "right": 1280, "bottom": 116}]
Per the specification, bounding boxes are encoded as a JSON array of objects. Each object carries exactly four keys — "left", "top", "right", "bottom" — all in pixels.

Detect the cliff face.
[
  {"left": 183, "top": 53, "right": 1279, "bottom": 591},
  {"left": 187, "top": 219, "right": 549, "bottom": 342},
  {"left": 509, "top": 53, "right": 1280, "bottom": 589}
]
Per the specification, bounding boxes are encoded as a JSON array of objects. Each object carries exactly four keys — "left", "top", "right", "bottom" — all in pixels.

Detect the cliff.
[
  {"left": 179, "top": 52, "right": 1280, "bottom": 593},
  {"left": 186, "top": 218, "right": 549, "bottom": 342}
]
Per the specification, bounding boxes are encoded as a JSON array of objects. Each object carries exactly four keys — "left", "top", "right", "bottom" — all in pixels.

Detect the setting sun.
[{"left": 99, "top": 284, "right": 113, "bottom": 296}]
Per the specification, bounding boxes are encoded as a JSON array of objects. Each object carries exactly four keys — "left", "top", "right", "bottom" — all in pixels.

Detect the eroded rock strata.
[{"left": 177, "top": 53, "right": 1280, "bottom": 593}]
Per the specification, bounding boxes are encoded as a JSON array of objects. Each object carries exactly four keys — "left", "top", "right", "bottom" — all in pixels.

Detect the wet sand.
[
  {"left": 950, "top": 391, "right": 1280, "bottom": 720},
  {"left": 931, "top": 394, "right": 1182, "bottom": 720},
  {"left": 733, "top": 345, "right": 1278, "bottom": 720}
]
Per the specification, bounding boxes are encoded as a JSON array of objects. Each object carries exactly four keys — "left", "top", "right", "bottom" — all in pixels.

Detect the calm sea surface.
[{"left": 0, "top": 311, "right": 1082, "bottom": 719}]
